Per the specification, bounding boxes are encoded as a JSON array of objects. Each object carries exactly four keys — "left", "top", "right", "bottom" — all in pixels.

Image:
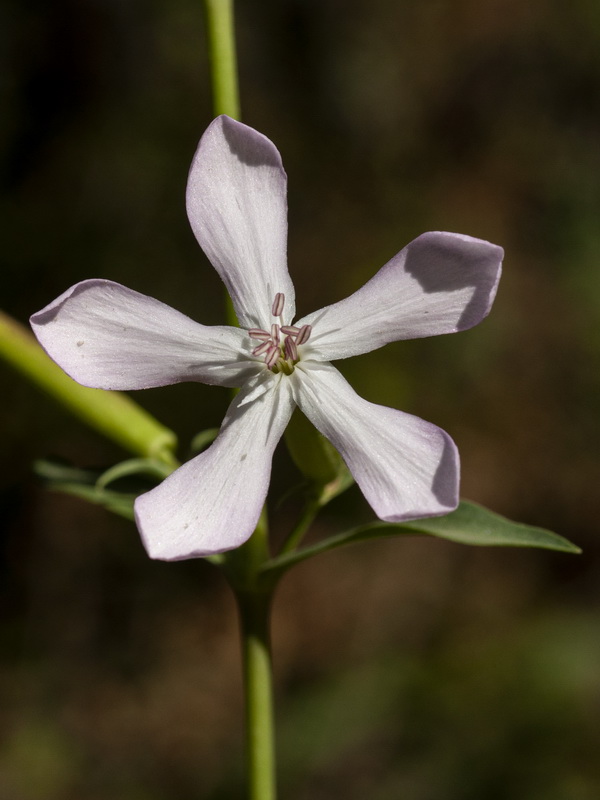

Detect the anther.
[
  {"left": 265, "top": 344, "right": 280, "bottom": 369},
  {"left": 295, "top": 324, "right": 312, "bottom": 346},
  {"left": 284, "top": 336, "right": 298, "bottom": 361},
  {"left": 252, "top": 341, "right": 271, "bottom": 357},
  {"left": 247, "top": 295, "right": 310, "bottom": 372},
  {"left": 271, "top": 293, "right": 285, "bottom": 317},
  {"left": 248, "top": 328, "right": 271, "bottom": 340}
]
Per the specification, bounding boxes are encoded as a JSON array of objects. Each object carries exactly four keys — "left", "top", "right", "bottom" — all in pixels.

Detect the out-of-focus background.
[{"left": 2, "top": 0, "right": 600, "bottom": 797}]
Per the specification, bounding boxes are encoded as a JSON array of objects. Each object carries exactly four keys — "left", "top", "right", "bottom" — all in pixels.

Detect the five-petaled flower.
[{"left": 30, "top": 116, "right": 503, "bottom": 561}]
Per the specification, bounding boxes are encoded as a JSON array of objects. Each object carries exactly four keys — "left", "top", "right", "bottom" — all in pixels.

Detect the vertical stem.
[
  {"left": 203, "top": 0, "right": 240, "bottom": 327},
  {"left": 203, "top": 0, "right": 241, "bottom": 119},
  {"left": 236, "top": 589, "right": 277, "bottom": 800},
  {"left": 202, "top": 6, "right": 275, "bottom": 796},
  {"left": 223, "top": 512, "right": 277, "bottom": 798}
]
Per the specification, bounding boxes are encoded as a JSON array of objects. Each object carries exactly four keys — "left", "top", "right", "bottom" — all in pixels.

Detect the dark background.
[{"left": 1, "top": 0, "right": 600, "bottom": 797}]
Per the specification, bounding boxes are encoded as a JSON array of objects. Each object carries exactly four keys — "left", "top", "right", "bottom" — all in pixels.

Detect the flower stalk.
[
  {"left": 203, "top": 0, "right": 240, "bottom": 120},
  {"left": 203, "top": 0, "right": 240, "bottom": 332},
  {"left": 200, "top": 11, "right": 277, "bottom": 791},
  {"left": 222, "top": 510, "right": 277, "bottom": 799},
  {"left": 236, "top": 588, "right": 277, "bottom": 800}
]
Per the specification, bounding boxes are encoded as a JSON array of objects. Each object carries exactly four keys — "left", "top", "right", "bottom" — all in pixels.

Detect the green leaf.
[
  {"left": 45, "top": 481, "right": 137, "bottom": 521},
  {"left": 96, "top": 458, "right": 173, "bottom": 490},
  {"left": 261, "top": 500, "right": 580, "bottom": 580},
  {"left": 399, "top": 501, "right": 581, "bottom": 551},
  {"left": 33, "top": 457, "right": 167, "bottom": 522},
  {"left": 34, "top": 458, "right": 99, "bottom": 485}
]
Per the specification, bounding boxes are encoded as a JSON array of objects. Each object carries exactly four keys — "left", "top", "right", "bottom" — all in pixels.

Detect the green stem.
[
  {"left": 0, "top": 312, "right": 178, "bottom": 465},
  {"left": 279, "top": 493, "right": 320, "bottom": 555},
  {"left": 202, "top": 6, "right": 275, "bottom": 796},
  {"left": 236, "top": 589, "right": 277, "bottom": 800},
  {"left": 223, "top": 513, "right": 277, "bottom": 798},
  {"left": 203, "top": 0, "right": 241, "bottom": 120},
  {"left": 203, "top": 0, "right": 240, "bottom": 327}
]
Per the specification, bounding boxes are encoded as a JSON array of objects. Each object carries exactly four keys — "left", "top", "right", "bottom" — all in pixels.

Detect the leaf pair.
[{"left": 35, "top": 453, "right": 580, "bottom": 584}]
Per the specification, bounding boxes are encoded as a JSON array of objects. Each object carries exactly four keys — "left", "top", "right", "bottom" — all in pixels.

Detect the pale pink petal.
[
  {"left": 134, "top": 373, "right": 295, "bottom": 559},
  {"left": 186, "top": 116, "right": 295, "bottom": 330},
  {"left": 297, "top": 232, "right": 503, "bottom": 360},
  {"left": 292, "top": 362, "right": 459, "bottom": 520},
  {"left": 30, "top": 279, "right": 256, "bottom": 390}
]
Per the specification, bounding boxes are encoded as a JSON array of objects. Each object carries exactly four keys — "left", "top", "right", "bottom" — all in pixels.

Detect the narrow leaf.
[
  {"left": 398, "top": 501, "right": 581, "bottom": 551},
  {"left": 34, "top": 458, "right": 99, "bottom": 485},
  {"left": 261, "top": 500, "right": 580, "bottom": 580},
  {"left": 96, "top": 458, "right": 174, "bottom": 490},
  {"left": 46, "top": 482, "right": 136, "bottom": 521}
]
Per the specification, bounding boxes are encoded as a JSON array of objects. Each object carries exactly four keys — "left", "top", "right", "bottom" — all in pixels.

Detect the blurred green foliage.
[{"left": 1, "top": 0, "right": 600, "bottom": 797}]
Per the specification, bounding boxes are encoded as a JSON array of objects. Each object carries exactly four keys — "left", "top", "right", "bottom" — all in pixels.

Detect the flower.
[{"left": 30, "top": 115, "right": 503, "bottom": 561}]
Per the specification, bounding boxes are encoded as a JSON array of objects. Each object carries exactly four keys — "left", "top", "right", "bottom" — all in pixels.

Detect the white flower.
[{"left": 31, "top": 116, "right": 503, "bottom": 561}]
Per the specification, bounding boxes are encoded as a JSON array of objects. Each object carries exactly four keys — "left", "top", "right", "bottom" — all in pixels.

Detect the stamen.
[
  {"left": 265, "top": 344, "right": 280, "bottom": 369},
  {"left": 246, "top": 296, "right": 310, "bottom": 372},
  {"left": 295, "top": 324, "right": 312, "bottom": 346},
  {"left": 281, "top": 325, "right": 300, "bottom": 336},
  {"left": 284, "top": 336, "right": 298, "bottom": 361},
  {"left": 248, "top": 328, "right": 271, "bottom": 340},
  {"left": 252, "top": 341, "right": 271, "bottom": 357},
  {"left": 271, "top": 292, "right": 285, "bottom": 317}
]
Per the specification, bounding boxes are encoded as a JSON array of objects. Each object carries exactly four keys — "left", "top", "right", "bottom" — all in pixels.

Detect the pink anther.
[
  {"left": 252, "top": 341, "right": 271, "bottom": 357},
  {"left": 265, "top": 344, "right": 280, "bottom": 369},
  {"left": 284, "top": 336, "right": 298, "bottom": 361},
  {"left": 281, "top": 325, "right": 300, "bottom": 337},
  {"left": 295, "top": 324, "right": 312, "bottom": 346},
  {"left": 271, "top": 292, "right": 285, "bottom": 317},
  {"left": 248, "top": 328, "right": 271, "bottom": 340}
]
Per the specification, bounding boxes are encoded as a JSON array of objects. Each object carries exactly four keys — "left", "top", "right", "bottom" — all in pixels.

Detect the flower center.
[{"left": 248, "top": 293, "right": 312, "bottom": 375}]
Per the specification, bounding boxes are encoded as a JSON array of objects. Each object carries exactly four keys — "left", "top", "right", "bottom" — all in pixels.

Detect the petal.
[
  {"left": 186, "top": 115, "right": 295, "bottom": 329},
  {"left": 134, "top": 373, "right": 295, "bottom": 559},
  {"left": 297, "top": 232, "right": 503, "bottom": 360},
  {"left": 292, "top": 362, "right": 459, "bottom": 520},
  {"left": 30, "top": 279, "right": 257, "bottom": 390}
]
